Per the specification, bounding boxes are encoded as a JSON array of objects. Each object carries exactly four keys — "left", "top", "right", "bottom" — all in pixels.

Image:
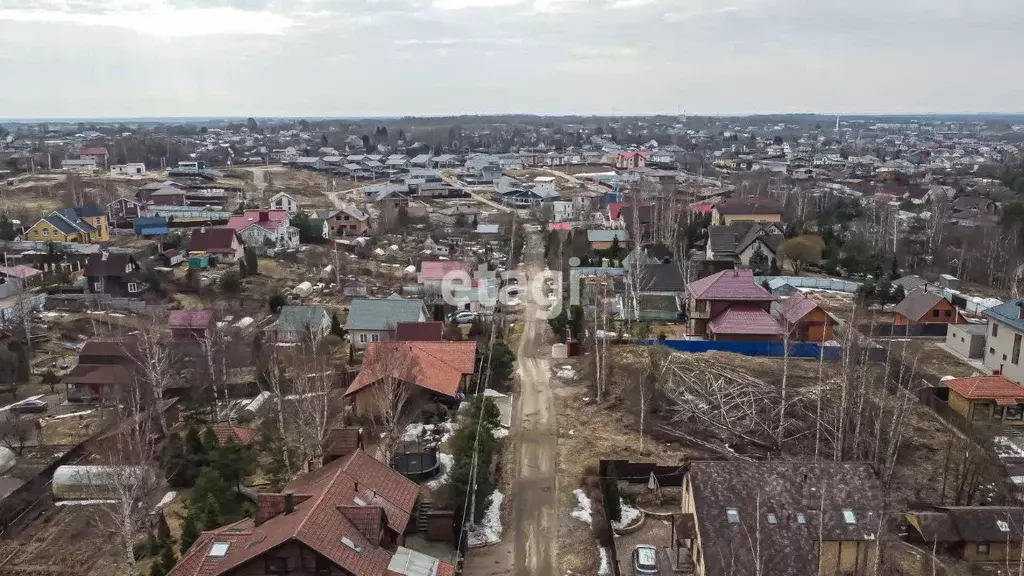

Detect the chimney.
[
  {"left": 354, "top": 481, "right": 359, "bottom": 493},
  {"left": 284, "top": 491, "right": 294, "bottom": 514},
  {"left": 259, "top": 210, "right": 270, "bottom": 222}
]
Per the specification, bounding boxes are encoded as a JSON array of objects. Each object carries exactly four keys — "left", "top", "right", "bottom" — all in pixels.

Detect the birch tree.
[
  {"left": 289, "top": 348, "right": 337, "bottom": 468},
  {"left": 364, "top": 343, "right": 414, "bottom": 466},
  {"left": 122, "top": 320, "right": 174, "bottom": 433}
]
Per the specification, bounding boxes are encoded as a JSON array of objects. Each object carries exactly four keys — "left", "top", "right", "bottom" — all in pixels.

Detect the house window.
[
  {"left": 128, "top": 283, "right": 139, "bottom": 293},
  {"left": 264, "top": 556, "right": 289, "bottom": 573},
  {"left": 371, "top": 333, "right": 379, "bottom": 342},
  {"left": 994, "top": 323, "right": 1000, "bottom": 337},
  {"left": 1014, "top": 335, "right": 1021, "bottom": 365},
  {"left": 991, "top": 347, "right": 997, "bottom": 356},
  {"left": 42, "top": 228, "right": 48, "bottom": 237},
  {"left": 315, "top": 555, "right": 333, "bottom": 575},
  {"left": 978, "top": 543, "right": 990, "bottom": 555},
  {"left": 358, "top": 333, "right": 367, "bottom": 343},
  {"left": 93, "top": 282, "right": 102, "bottom": 292},
  {"left": 841, "top": 508, "right": 856, "bottom": 524},
  {"left": 932, "top": 309, "right": 940, "bottom": 318},
  {"left": 945, "top": 309, "right": 952, "bottom": 318},
  {"left": 725, "top": 507, "right": 740, "bottom": 524},
  {"left": 1006, "top": 405, "right": 1023, "bottom": 421}
]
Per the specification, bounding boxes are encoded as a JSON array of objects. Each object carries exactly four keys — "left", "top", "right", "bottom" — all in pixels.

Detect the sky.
[{"left": 0, "top": 0, "right": 1021, "bottom": 118}]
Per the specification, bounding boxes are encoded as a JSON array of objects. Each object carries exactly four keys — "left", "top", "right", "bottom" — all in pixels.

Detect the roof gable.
[
  {"left": 346, "top": 341, "right": 477, "bottom": 398},
  {"left": 892, "top": 289, "right": 948, "bottom": 321},
  {"left": 688, "top": 269, "right": 775, "bottom": 302}
]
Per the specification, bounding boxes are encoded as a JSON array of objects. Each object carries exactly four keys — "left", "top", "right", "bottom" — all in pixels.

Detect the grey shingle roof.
[
  {"left": 892, "top": 289, "right": 947, "bottom": 321},
  {"left": 272, "top": 306, "right": 328, "bottom": 332},
  {"left": 345, "top": 298, "right": 424, "bottom": 331}
]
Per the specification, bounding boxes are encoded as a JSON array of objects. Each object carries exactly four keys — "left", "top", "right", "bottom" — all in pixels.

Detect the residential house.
[
  {"left": 159, "top": 249, "right": 184, "bottom": 267},
  {"left": 687, "top": 269, "right": 779, "bottom": 340},
  {"left": 624, "top": 263, "right": 686, "bottom": 322},
  {"left": 227, "top": 210, "right": 300, "bottom": 251},
  {"left": 107, "top": 197, "right": 143, "bottom": 222},
  {"left": 711, "top": 196, "right": 784, "bottom": 225},
  {"left": 706, "top": 222, "right": 784, "bottom": 269},
  {"left": 953, "top": 196, "right": 997, "bottom": 214},
  {"left": 85, "top": 252, "right": 146, "bottom": 297},
  {"left": 775, "top": 292, "right": 838, "bottom": 342},
  {"left": 267, "top": 306, "right": 331, "bottom": 344},
  {"left": 79, "top": 147, "right": 109, "bottom": 169},
  {"left": 587, "top": 230, "right": 629, "bottom": 251},
  {"left": 323, "top": 426, "right": 363, "bottom": 465},
  {"left": 328, "top": 204, "right": 371, "bottom": 236},
  {"left": 169, "top": 310, "right": 215, "bottom": 344},
  {"left": 945, "top": 323, "right": 987, "bottom": 360},
  {"left": 169, "top": 449, "right": 453, "bottom": 576},
  {"left": 418, "top": 261, "right": 472, "bottom": 294},
  {"left": 681, "top": 460, "right": 882, "bottom": 576},
  {"left": 892, "top": 289, "right": 963, "bottom": 326},
  {"left": 210, "top": 424, "right": 260, "bottom": 446},
  {"left": 64, "top": 339, "right": 137, "bottom": 403},
  {"left": 345, "top": 341, "right": 477, "bottom": 417},
  {"left": 26, "top": 204, "right": 109, "bottom": 243},
  {"left": 904, "top": 507, "right": 1024, "bottom": 564},
  {"left": 293, "top": 156, "right": 325, "bottom": 170},
  {"left": 944, "top": 375, "right": 1024, "bottom": 427},
  {"left": 269, "top": 191, "right": 299, "bottom": 214},
  {"left": 188, "top": 227, "right": 245, "bottom": 264},
  {"left": 616, "top": 151, "right": 647, "bottom": 170},
  {"left": 983, "top": 299, "right": 1024, "bottom": 382},
  {"left": 345, "top": 298, "right": 427, "bottom": 349}
]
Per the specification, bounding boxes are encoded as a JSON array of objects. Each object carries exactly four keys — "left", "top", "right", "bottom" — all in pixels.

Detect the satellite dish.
[{"left": 568, "top": 257, "right": 581, "bottom": 267}]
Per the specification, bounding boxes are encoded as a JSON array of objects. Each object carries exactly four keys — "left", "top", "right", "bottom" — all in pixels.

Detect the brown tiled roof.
[
  {"left": 345, "top": 342, "right": 477, "bottom": 398},
  {"left": 188, "top": 228, "right": 238, "bottom": 253},
  {"left": 325, "top": 427, "right": 362, "bottom": 458},
  {"left": 64, "top": 363, "right": 133, "bottom": 385},
  {"left": 945, "top": 375, "right": 1024, "bottom": 404},
  {"left": 778, "top": 292, "right": 824, "bottom": 325},
  {"left": 171, "top": 449, "right": 421, "bottom": 576},
  {"left": 688, "top": 460, "right": 882, "bottom": 576},
  {"left": 689, "top": 269, "right": 775, "bottom": 302},
  {"left": 169, "top": 310, "right": 215, "bottom": 330},
  {"left": 394, "top": 321, "right": 443, "bottom": 341},
  {"left": 211, "top": 424, "right": 259, "bottom": 446}
]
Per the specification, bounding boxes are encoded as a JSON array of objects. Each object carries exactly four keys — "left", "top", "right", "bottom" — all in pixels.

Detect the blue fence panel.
[{"left": 638, "top": 339, "right": 842, "bottom": 360}]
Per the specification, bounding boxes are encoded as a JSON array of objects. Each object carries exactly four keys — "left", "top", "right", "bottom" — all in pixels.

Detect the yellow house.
[
  {"left": 945, "top": 374, "right": 1024, "bottom": 426},
  {"left": 25, "top": 204, "right": 109, "bottom": 243},
  {"left": 681, "top": 461, "right": 880, "bottom": 576},
  {"left": 712, "top": 196, "right": 784, "bottom": 225}
]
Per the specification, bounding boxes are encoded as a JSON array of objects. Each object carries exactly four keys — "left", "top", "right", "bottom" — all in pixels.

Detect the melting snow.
[
  {"left": 483, "top": 389, "right": 507, "bottom": 398},
  {"left": 995, "top": 436, "right": 1024, "bottom": 459},
  {"left": 468, "top": 491, "right": 504, "bottom": 547},
  {"left": 154, "top": 491, "right": 177, "bottom": 510},
  {"left": 612, "top": 502, "right": 642, "bottom": 530},
  {"left": 556, "top": 365, "right": 577, "bottom": 379},
  {"left": 401, "top": 422, "right": 456, "bottom": 444},
  {"left": 571, "top": 489, "right": 593, "bottom": 526},
  {"left": 427, "top": 453, "right": 455, "bottom": 490},
  {"left": 492, "top": 427, "right": 509, "bottom": 440},
  {"left": 598, "top": 547, "right": 612, "bottom": 576},
  {"left": 56, "top": 499, "right": 116, "bottom": 506}
]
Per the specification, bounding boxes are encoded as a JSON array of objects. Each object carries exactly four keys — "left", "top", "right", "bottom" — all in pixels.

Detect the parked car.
[
  {"left": 633, "top": 545, "right": 659, "bottom": 575},
  {"left": 11, "top": 399, "right": 48, "bottom": 414},
  {"left": 450, "top": 310, "right": 476, "bottom": 324}
]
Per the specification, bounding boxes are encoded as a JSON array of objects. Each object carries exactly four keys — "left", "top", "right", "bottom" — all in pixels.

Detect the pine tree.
[
  {"left": 200, "top": 493, "right": 222, "bottom": 530},
  {"left": 158, "top": 541, "right": 176, "bottom": 573},
  {"left": 602, "top": 463, "right": 622, "bottom": 523},
  {"left": 330, "top": 312, "right": 345, "bottom": 337},
  {"left": 179, "top": 513, "right": 199, "bottom": 555},
  {"left": 156, "top": 511, "right": 171, "bottom": 542}
]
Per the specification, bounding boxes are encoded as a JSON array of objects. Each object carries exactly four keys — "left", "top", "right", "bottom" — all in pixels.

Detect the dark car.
[{"left": 11, "top": 399, "right": 48, "bottom": 414}]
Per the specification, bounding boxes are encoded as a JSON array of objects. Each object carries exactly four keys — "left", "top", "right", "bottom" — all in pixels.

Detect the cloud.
[
  {"left": 0, "top": 5, "right": 296, "bottom": 35},
  {"left": 432, "top": 0, "right": 521, "bottom": 10},
  {"left": 662, "top": 4, "right": 737, "bottom": 21}
]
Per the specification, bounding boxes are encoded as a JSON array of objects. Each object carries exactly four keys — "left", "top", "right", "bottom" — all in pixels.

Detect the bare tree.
[
  {"left": 198, "top": 324, "right": 232, "bottom": 422},
  {"left": 288, "top": 347, "right": 338, "bottom": 468},
  {"left": 258, "top": 347, "right": 293, "bottom": 476},
  {"left": 122, "top": 319, "right": 174, "bottom": 433},
  {"left": 364, "top": 343, "right": 414, "bottom": 466},
  {"left": 0, "top": 413, "right": 32, "bottom": 455}
]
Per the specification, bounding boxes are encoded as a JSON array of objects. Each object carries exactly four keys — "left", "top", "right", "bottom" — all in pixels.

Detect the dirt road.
[{"left": 510, "top": 230, "right": 558, "bottom": 576}]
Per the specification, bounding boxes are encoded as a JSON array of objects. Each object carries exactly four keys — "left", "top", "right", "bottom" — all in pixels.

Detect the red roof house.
[
  {"left": 169, "top": 310, "right": 215, "bottom": 343},
  {"left": 210, "top": 424, "right": 260, "bottom": 446},
  {"left": 687, "top": 269, "right": 778, "bottom": 340},
  {"left": 169, "top": 449, "right": 453, "bottom": 576},
  {"left": 188, "top": 227, "right": 244, "bottom": 263},
  {"left": 945, "top": 375, "right": 1024, "bottom": 426},
  {"left": 775, "top": 292, "right": 838, "bottom": 342},
  {"left": 227, "top": 209, "right": 290, "bottom": 233},
  {"left": 417, "top": 261, "right": 471, "bottom": 288},
  {"left": 345, "top": 341, "right": 477, "bottom": 417}
]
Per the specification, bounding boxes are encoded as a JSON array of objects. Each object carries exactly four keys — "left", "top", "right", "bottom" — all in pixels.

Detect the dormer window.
[
  {"left": 841, "top": 509, "right": 856, "bottom": 524},
  {"left": 726, "top": 507, "right": 740, "bottom": 524}
]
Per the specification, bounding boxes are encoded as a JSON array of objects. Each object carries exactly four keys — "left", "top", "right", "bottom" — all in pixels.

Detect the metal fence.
[
  {"left": 0, "top": 240, "right": 100, "bottom": 254},
  {"left": 45, "top": 294, "right": 157, "bottom": 315},
  {"left": 639, "top": 339, "right": 843, "bottom": 360},
  {"left": 754, "top": 275, "right": 861, "bottom": 293}
]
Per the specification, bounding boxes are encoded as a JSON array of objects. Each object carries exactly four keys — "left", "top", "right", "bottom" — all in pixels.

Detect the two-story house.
[
  {"left": 687, "top": 269, "right": 780, "bottom": 341},
  {"left": 681, "top": 460, "right": 882, "bottom": 576},
  {"left": 268, "top": 191, "right": 299, "bottom": 214},
  {"left": 25, "top": 204, "right": 109, "bottom": 243},
  {"left": 85, "top": 252, "right": 146, "bottom": 297},
  {"left": 327, "top": 204, "right": 371, "bottom": 236},
  {"left": 345, "top": 297, "right": 427, "bottom": 349},
  {"left": 188, "top": 227, "right": 245, "bottom": 264},
  {"left": 711, "top": 196, "right": 784, "bottom": 225},
  {"left": 775, "top": 292, "right": 838, "bottom": 342},
  {"left": 345, "top": 341, "right": 477, "bottom": 417},
  {"left": 64, "top": 339, "right": 138, "bottom": 403},
  {"left": 227, "top": 210, "right": 300, "bottom": 251},
  {"left": 706, "top": 222, "right": 784, "bottom": 269},
  {"left": 169, "top": 449, "right": 454, "bottom": 576},
  {"left": 982, "top": 299, "right": 1024, "bottom": 382}
]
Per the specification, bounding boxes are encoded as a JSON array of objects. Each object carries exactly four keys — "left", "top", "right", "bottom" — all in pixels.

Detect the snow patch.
[
  {"left": 555, "top": 365, "right": 577, "bottom": 379},
  {"left": 46, "top": 409, "right": 95, "bottom": 420},
  {"left": 491, "top": 427, "right": 509, "bottom": 440},
  {"left": 153, "top": 491, "right": 177, "bottom": 510},
  {"left": 401, "top": 422, "right": 456, "bottom": 444},
  {"left": 427, "top": 453, "right": 454, "bottom": 490},
  {"left": 468, "top": 491, "right": 504, "bottom": 547},
  {"left": 56, "top": 499, "right": 117, "bottom": 506},
  {"left": 995, "top": 436, "right": 1024, "bottom": 459},
  {"left": 483, "top": 389, "right": 507, "bottom": 398},
  {"left": 571, "top": 489, "right": 593, "bottom": 526},
  {"left": 598, "top": 547, "right": 612, "bottom": 576},
  {"left": 612, "top": 502, "right": 641, "bottom": 530}
]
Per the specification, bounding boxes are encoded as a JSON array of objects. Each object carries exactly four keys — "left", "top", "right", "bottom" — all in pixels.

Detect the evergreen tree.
[
  {"left": 199, "top": 493, "right": 222, "bottom": 530},
  {"left": 149, "top": 562, "right": 167, "bottom": 576},
  {"left": 202, "top": 427, "right": 219, "bottom": 452},
  {"left": 330, "top": 312, "right": 345, "bottom": 337},
  {"left": 769, "top": 258, "right": 781, "bottom": 275},
  {"left": 156, "top": 511, "right": 171, "bottom": 542},
  {"left": 602, "top": 463, "right": 622, "bottom": 523},
  {"left": 244, "top": 247, "right": 259, "bottom": 275},
  {"left": 179, "top": 513, "right": 199, "bottom": 555},
  {"left": 157, "top": 541, "right": 176, "bottom": 574}
]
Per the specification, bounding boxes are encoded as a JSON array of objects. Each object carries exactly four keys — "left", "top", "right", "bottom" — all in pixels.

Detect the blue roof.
[
  {"left": 137, "top": 226, "right": 169, "bottom": 236},
  {"left": 345, "top": 298, "right": 424, "bottom": 331},
  {"left": 134, "top": 216, "right": 167, "bottom": 228},
  {"left": 983, "top": 298, "right": 1024, "bottom": 332},
  {"left": 55, "top": 209, "right": 96, "bottom": 233},
  {"left": 272, "top": 306, "right": 328, "bottom": 332},
  {"left": 43, "top": 214, "right": 79, "bottom": 235}
]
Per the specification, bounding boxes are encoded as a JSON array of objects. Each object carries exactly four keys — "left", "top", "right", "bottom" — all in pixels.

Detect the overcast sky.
[{"left": 0, "top": 0, "right": 1021, "bottom": 118}]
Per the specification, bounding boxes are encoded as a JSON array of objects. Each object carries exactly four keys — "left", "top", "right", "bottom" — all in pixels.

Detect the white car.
[
  {"left": 633, "top": 545, "right": 659, "bottom": 575},
  {"left": 450, "top": 310, "right": 476, "bottom": 324}
]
